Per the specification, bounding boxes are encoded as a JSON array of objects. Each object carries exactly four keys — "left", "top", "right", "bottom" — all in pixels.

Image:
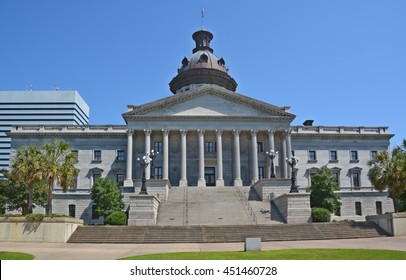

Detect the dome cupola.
[{"left": 169, "top": 29, "right": 237, "bottom": 94}]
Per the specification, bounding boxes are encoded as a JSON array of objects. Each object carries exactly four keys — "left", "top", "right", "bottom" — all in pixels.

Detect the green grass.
[
  {"left": 121, "top": 249, "right": 406, "bottom": 260},
  {"left": 0, "top": 251, "right": 35, "bottom": 260}
]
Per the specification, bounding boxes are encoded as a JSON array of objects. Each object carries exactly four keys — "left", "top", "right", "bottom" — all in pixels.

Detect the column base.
[
  {"left": 179, "top": 179, "right": 188, "bottom": 187},
  {"left": 197, "top": 178, "right": 206, "bottom": 187},
  {"left": 216, "top": 179, "right": 224, "bottom": 187},
  {"left": 124, "top": 179, "right": 134, "bottom": 187},
  {"left": 234, "top": 179, "right": 243, "bottom": 186},
  {"left": 251, "top": 178, "right": 259, "bottom": 185}
]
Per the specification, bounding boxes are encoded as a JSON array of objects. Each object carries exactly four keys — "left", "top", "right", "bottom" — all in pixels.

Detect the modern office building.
[
  {"left": 8, "top": 29, "right": 394, "bottom": 224},
  {"left": 0, "top": 91, "right": 89, "bottom": 173}
]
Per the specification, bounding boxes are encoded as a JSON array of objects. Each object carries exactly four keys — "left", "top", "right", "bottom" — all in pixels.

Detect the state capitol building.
[{"left": 8, "top": 28, "right": 394, "bottom": 224}]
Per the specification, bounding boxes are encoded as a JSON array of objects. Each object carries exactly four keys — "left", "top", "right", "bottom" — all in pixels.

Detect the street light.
[
  {"left": 148, "top": 149, "right": 159, "bottom": 179},
  {"left": 265, "top": 150, "right": 278, "bottom": 178},
  {"left": 137, "top": 155, "right": 149, "bottom": 194},
  {"left": 286, "top": 155, "right": 299, "bottom": 193},
  {"left": 137, "top": 149, "right": 159, "bottom": 194}
]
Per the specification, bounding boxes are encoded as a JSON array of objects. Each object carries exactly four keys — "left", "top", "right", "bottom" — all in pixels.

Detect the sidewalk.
[{"left": 1, "top": 236, "right": 406, "bottom": 260}]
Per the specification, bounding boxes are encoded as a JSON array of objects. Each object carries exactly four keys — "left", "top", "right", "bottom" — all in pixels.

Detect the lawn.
[
  {"left": 121, "top": 249, "right": 406, "bottom": 260},
  {"left": 0, "top": 251, "right": 35, "bottom": 260}
]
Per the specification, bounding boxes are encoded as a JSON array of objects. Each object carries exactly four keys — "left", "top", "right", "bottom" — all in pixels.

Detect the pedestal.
[{"left": 128, "top": 195, "right": 160, "bottom": 226}]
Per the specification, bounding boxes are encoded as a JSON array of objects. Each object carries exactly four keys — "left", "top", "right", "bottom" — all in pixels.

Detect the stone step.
[{"left": 67, "top": 221, "right": 388, "bottom": 243}]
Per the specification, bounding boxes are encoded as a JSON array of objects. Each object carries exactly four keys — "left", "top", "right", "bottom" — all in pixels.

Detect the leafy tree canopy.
[
  {"left": 91, "top": 177, "right": 124, "bottom": 220},
  {"left": 307, "top": 166, "right": 341, "bottom": 213}
]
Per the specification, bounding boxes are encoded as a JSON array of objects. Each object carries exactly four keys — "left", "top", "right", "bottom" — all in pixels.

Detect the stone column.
[
  {"left": 124, "top": 129, "right": 134, "bottom": 186},
  {"left": 282, "top": 132, "right": 288, "bottom": 179},
  {"left": 251, "top": 130, "right": 259, "bottom": 184},
  {"left": 233, "top": 130, "right": 242, "bottom": 186},
  {"left": 162, "top": 129, "right": 170, "bottom": 180},
  {"left": 267, "top": 130, "right": 275, "bottom": 179},
  {"left": 179, "top": 129, "right": 188, "bottom": 187},
  {"left": 144, "top": 129, "right": 152, "bottom": 180},
  {"left": 286, "top": 130, "right": 292, "bottom": 178},
  {"left": 197, "top": 129, "right": 206, "bottom": 186},
  {"left": 216, "top": 129, "right": 224, "bottom": 186}
]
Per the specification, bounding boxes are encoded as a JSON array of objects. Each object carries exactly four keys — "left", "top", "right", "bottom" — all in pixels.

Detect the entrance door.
[{"left": 205, "top": 167, "right": 216, "bottom": 186}]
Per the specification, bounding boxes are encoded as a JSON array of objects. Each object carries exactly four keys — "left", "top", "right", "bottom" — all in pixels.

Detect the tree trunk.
[
  {"left": 28, "top": 186, "right": 33, "bottom": 214},
  {"left": 390, "top": 190, "right": 398, "bottom": 213},
  {"left": 46, "top": 178, "right": 54, "bottom": 215}
]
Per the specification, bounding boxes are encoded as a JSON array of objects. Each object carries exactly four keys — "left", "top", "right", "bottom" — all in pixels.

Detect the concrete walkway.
[{"left": 1, "top": 236, "right": 406, "bottom": 260}]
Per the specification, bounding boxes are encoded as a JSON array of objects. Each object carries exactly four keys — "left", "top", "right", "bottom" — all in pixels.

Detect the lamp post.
[
  {"left": 148, "top": 149, "right": 159, "bottom": 179},
  {"left": 286, "top": 155, "right": 299, "bottom": 193},
  {"left": 137, "top": 155, "right": 149, "bottom": 194},
  {"left": 265, "top": 150, "right": 278, "bottom": 178}
]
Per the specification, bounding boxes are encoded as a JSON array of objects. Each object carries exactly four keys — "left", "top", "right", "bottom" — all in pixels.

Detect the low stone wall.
[
  {"left": 0, "top": 217, "right": 83, "bottom": 243},
  {"left": 366, "top": 212, "right": 406, "bottom": 236},
  {"left": 272, "top": 193, "right": 312, "bottom": 224},
  {"left": 252, "top": 179, "right": 291, "bottom": 201},
  {"left": 133, "top": 179, "right": 171, "bottom": 202}
]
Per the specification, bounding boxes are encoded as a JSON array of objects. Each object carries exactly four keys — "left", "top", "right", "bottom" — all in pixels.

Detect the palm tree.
[
  {"left": 11, "top": 146, "right": 43, "bottom": 214},
  {"left": 368, "top": 145, "right": 406, "bottom": 213},
  {"left": 42, "top": 139, "right": 78, "bottom": 215}
]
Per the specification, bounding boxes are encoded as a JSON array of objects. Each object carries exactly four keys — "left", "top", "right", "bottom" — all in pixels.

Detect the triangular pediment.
[{"left": 123, "top": 85, "right": 295, "bottom": 121}]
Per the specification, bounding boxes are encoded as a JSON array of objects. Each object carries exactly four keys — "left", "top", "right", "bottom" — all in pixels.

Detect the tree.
[
  {"left": 41, "top": 139, "right": 78, "bottom": 215},
  {"left": 307, "top": 166, "right": 341, "bottom": 213},
  {"left": 91, "top": 177, "right": 124, "bottom": 222},
  {"left": 10, "top": 146, "right": 43, "bottom": 213},
  {"left": 0, "top": 169, "right": 47, "bottom": 214},
  {"left": 368, "top": 142, "right": 406, "bottom": 213}
]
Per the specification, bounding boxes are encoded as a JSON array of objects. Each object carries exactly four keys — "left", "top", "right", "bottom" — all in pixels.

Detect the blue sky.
[{"left": 1, "top": 0, "right": 405, "bottom": 147}]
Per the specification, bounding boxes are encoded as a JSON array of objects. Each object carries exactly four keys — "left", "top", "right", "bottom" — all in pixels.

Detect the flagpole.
[{"left": 201, "top": 2, "right": 204, "bottom": 29}]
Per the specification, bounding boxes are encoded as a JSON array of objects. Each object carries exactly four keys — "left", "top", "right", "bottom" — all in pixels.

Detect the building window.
[
  {"left": 376, "top": 201, "right": 383, "bottom": 215},
  {"left": 93, "top": 172, "right": 101, "bottom": 184},
  {"left": 71, "top": 175, "right": 78, "bottom": 189},
  {"left": 205, "top": 142, "right": 216, "bottom": 153},
  {"left": 329, "top": 151, "right": 338, "bottom": 162},
  {"left": 154, "top": 142, "right": 163, "bottom": 154},
  {"left": 352, "top": 171, "right": 360, "bottom": 189},
  {"left": 68, "top": 204, "right": 76, "bottom": 218},
  {"left": 154, "top": 167, "right": 162, "bottom": 179},
  {"left": 308, "top": 151, "right": 317, "bottom": 162},
  {"left": 116, "top": 173, "right": 124, "bottom": 186},
  {"left": 257, "top": 142, "right": 263, "bottom": 153},
  {"left": 332, "top": 172, "right": 339, "bottom": 186},
  {"left": 355, "top": 202, "right": 362, "bottom": 216},
  {"left": 93, "top": 150, "right": 102, "bottom": 162},
  {"left": 258, "top": 166, "right": 264, "bottom": 179},
  {"left": 371, "top": 151, "right": 378, "bottom": 161},
  {"left": 116, "top": 150, "right": 125, "bottom": 161},
  {"left": 350, "top": 151, "right": 359, "bottom": 162}
]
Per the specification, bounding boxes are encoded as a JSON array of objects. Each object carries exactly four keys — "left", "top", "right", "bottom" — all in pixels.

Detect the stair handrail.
[{"left": 235, "top": 187, "right": 257, "bottom": 225}]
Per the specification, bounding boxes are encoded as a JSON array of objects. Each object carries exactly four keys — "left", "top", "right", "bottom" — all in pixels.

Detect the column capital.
[
  {"left": 283, "top": 129, "right": 292, "bottom": 137},
  {"left": 180, "top": 129, "right": 188, "bottom": 136},
  {"left": 197, "top": 129, "right": 205, "bottom": 135},
  {"left": 250, "top": 129, "right": 258, "bottom": 136},
  {"left": 162, "top": 128, "right": 170, "bottom": 136},
  {"left": 215, "top": 129, "right": 223, "bottom": 135},
  {"left": 267, "top": 129, "right": 276, "bottom": 135},
  {"left": 126, "top": 129, "right": 134, "bottom": 135},
  {"left": 233, "top": 129, "right": 241, "bottom": 136},
  {"left": 144, "top": 129, "right": 152, "bottom": 136}
]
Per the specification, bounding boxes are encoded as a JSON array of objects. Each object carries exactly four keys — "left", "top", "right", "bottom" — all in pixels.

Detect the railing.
[
  {"left": 291, "top": 126, "right": 389, "bottom": 135},
  {"left": 235, "top": 187, "right": 257, "bottom": 225}
]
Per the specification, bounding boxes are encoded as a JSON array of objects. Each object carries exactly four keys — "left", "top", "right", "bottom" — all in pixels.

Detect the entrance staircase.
[{"left": 67, "top": 221, "right": 389, "bottom": 243}]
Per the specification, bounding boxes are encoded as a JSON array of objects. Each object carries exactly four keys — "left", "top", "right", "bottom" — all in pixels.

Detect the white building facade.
[{"left": 8, "top": 29, "right": 394, "bottom": 223}]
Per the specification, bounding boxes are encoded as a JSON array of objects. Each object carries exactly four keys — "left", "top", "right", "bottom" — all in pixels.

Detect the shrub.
[
  {"left": 105, "top": 211, "right": 127, "bottom": 225},
  {"left": 312, "top": 207, "right": 331, "bottom": 222}
]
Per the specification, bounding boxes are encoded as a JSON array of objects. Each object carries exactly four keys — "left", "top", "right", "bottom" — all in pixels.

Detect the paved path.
[{"left": 1, "top": 236, "right": 406, "bottom": 260}]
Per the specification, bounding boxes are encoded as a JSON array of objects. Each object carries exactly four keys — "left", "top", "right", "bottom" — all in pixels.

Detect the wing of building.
[{"left": 8, "top": 29, "right": 394, "bottom": 223}]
